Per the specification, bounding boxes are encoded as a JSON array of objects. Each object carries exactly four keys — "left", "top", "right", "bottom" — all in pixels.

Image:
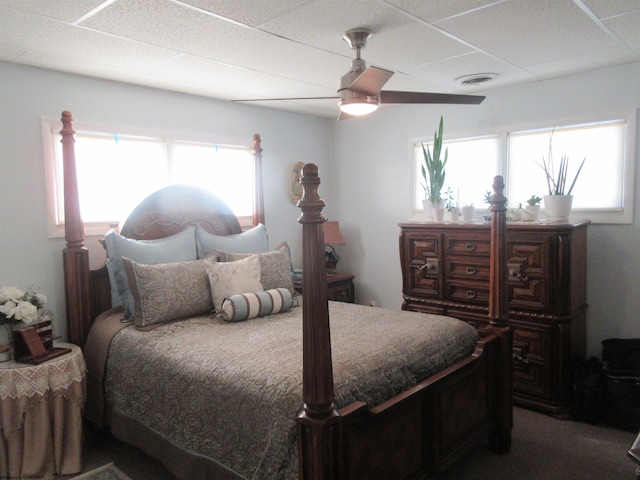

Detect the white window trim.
[
  {"left": 41, "top": 117, "right": 253, "bottom": 238},
  {"left": 410, "top": 111, "right": 636, "bottom": 225}
]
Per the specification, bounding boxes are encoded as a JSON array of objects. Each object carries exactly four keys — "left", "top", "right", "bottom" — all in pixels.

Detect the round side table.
[{"left": 0, "top": 343, "right": 87, "bottom": 479}]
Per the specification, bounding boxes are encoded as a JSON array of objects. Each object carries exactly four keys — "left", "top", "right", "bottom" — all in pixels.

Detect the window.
[
  {"left": 413, "top": 113, "right": 635, "bottom": 224},
  {"left": 42, "top": 119, "right": 258, "bottom": 237},
  {"left": 414, "top": 135, "right": 500, "bottom": 210}
]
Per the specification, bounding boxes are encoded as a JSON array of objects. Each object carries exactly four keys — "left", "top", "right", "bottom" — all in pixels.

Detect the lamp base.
[{"left": 325, "top": 259, "right": 339, "bottom": 274}]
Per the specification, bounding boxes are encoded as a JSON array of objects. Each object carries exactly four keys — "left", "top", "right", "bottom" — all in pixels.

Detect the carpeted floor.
[
  {"left": 58, "top": 407, "right": 637, "bottom": 480},
  {"left": 70, "top": 462, "right": 132, "bottom": 480}
]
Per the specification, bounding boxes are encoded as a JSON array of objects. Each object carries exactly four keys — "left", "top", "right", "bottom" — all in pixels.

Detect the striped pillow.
[{"left": 220, "top": 288, "right": 293, "bottom": 322}]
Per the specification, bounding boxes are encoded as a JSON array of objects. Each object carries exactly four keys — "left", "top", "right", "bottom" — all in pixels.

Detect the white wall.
[
  {"left": 2, "top": 61, "right": 638, "bottom": 359},
  {"left": 0, "top": 62, "right": 332, "bottom": 341},
  {"left": 331, "top": 62, "right": 640, "bottom": 358}
]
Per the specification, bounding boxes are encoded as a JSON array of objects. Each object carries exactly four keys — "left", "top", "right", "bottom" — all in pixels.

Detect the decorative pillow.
[
  {"left": 123, "top": 257, "right": 216, "bottom": 330},
  {"left": 223, "top": 242, "right": 294, "bottom": 294},
  {"left": 196, "top": 223, "right": 269, "bottom": 259},
  {"left": 220, "top": 288, "right": 293, "bottom": 322},
  {"left": 206, "top": 255, "right": 264, "bottom": 312},
  {"left": 104, "top": 227, "right": 197, "bottom": 320}
]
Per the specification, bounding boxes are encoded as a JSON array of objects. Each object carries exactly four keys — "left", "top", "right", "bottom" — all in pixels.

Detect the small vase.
[
  {"left": 422, "top": 199, "right": 433, "bottom": 220},
  {"left": 524, "top": 205, "right": 540, "bottom": 221},
  {"left": 461, "top": 206, "right": 475, "bottom": 222},
  {"left": 544, "top": 195, "right": 573, "bottom": 222},
  {"left": 447, "top": 207, "right": 460, "bottom": 222},
  {"left": 432, "top": 206, "right": 445, "bottom": 222}
]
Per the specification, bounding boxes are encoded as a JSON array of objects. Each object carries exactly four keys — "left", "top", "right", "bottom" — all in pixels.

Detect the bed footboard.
[{"left": 338, "top": 332, "right": 508, "bottom": 479}]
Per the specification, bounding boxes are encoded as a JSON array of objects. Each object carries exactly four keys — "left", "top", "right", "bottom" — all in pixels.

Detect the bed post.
[
  {"left": 61, "top": 111, "right": 91, "bottom": 348},
  {"left": 296, "top": 163, "right": 342, "bottom": 480},
  {"left": 487, "top": 175, "right": 513, "bottom": 453},
  {"left": 252, "top": 134, "right": 265, "bottom": 226}
]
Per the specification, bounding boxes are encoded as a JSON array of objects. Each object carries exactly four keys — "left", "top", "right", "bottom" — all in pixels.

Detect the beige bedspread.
[{"left": 93, "top": 301, "right": 478, "bottom": 479}]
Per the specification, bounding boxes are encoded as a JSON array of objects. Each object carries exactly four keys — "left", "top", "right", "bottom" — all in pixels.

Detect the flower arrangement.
[{"left": 0, "top": 286, "right": 47, "bottom": 325}]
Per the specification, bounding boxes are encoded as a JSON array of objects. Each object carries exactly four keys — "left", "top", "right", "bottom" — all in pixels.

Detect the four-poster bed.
[{"left": 60, "top": 111, "right": 512, "bottom": 479}]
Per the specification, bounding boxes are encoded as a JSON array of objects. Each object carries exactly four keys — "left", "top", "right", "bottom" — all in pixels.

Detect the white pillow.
[
  {"left": 196, "top": 223, "right": 269, "bottom": 258},
  {"left": 206, "top": 255, "right": 264, "bottom": 313},
  {"left": 104, "top": 227, "right": 197, "bottom": 319}
]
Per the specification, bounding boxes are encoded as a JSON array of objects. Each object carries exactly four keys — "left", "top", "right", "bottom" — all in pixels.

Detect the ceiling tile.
[
  {"left": 384, "top": 0, "right": 501, "bottom": 23},
  {"left": 580, "top": 0, "right": 640, "bottom": 19},
  {"left": 0, "top": 0, "right": 105, "bottom": 22},
  {"left": 604, "top": 11, "right": 640, "bottom": 55},
  {"left": 435, "top": 0, "right": 619, "bottom": 67},
  {"left": 178, "top": 0, "right": 312, "bottom": 27},
  {"left": 526, "top": 45, "right": 639, "bottom": 78},
  {"left": 0, "top": 6, "right": 178, "bottom": 70},
  {"left": 80, "top": 0, "right": 316, "bottom": 72}
]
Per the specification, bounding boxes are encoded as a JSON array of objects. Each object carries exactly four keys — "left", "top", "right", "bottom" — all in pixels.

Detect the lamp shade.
[{"left": 323, "top": 221, "right": 345, "bottom": 246}]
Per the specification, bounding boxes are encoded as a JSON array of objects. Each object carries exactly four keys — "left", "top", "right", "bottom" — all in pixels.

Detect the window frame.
[
  {"left": 41, "top": 117, "right": 261, "bottom": 238},
  {"left": 410, "top": 111, "right": 636, "bottom": 224}
]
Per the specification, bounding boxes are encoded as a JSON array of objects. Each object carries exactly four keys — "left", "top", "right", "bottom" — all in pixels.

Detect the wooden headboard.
[{"left": 60, "top": 111, "right": 263, "bottom": 347}]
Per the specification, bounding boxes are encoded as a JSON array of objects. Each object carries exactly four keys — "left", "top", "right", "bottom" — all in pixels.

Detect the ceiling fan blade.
[
  {"left": 380, "top": 90, "right": 485, "bottom": 105},
  {"left": 231, "top": 96, "right": 338, "bottom": 102},
  {"left": 349, "top": 66, "right": 394, "bottom": 95}
]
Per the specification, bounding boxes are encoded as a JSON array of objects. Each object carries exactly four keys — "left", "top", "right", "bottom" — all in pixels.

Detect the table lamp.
[{"left": 323, "top": 221, "right": 345, "bottom": 273}]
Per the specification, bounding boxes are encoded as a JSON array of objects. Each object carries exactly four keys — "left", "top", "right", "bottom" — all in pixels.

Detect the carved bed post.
[
  {"left": 60, "top": 111, "right": 91, "bottom": 348},
  {"left": 296, "top": 164, "right": 342, "bottom": 480},
  {"left": 252, "top": 134, "right": 265, "bottom": 226},
  {"left": 487, "top": 175, "right": 513, "bottom": 453}
]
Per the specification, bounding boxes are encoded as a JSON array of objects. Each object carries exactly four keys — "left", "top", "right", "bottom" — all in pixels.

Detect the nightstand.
[
  {"left": 0, "top": 343, "right": 86, "bottom": 478},
  {"left": 294, "top": 272, "right": 355, "bottom": 303}
]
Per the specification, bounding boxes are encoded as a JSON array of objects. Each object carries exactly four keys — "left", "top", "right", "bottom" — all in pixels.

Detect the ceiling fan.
[{"left": 232, "top": 28, "right": 485, "bottom": 119}]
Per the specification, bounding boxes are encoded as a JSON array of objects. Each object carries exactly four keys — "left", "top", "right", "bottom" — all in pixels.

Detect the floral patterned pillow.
[
  {"left": 222, "top": 242, "right": 293, "bottom": 295},
  {"left": 206, "top": 255, "right": 264, "bottom": 313},
  {"left": 123, "top": 257, "right": 216, "bottom": 330}
]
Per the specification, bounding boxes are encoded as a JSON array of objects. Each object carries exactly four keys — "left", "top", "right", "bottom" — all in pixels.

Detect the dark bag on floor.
[
  {"left": 603, "top": 375, "right": 640, "bottom": 432},
  {"left": 572, "top": 357, "right": 605, "bottom": 424}
]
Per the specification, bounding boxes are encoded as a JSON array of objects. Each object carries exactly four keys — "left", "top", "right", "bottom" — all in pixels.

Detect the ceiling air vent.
[{"left": 456, "top": 73, "right": 498, "bottom": 86}]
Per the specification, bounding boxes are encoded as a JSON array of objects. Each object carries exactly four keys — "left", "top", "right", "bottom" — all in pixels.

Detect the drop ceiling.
[{"left": 1, "top": 0, "right": 638, "bottom": 118}]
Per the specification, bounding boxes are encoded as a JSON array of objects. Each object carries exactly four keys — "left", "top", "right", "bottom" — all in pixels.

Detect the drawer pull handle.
[
  {"left": 465, "top": 290, "right": 477, "bottom": 299},
  {"left": 466, "top": 266, "right": 477, "bottom": 275},
  {"left": 513, "top": 353, "right": 530, "bottom": 365},
  {"left": 418, "top": 262, "right": 434, "bottom": 272},
  {"left": 465, "top": 243, "right": 476, "bottom": 252},
  {"left": 509, "top": 269, "right": 529, "bottom": 282}
]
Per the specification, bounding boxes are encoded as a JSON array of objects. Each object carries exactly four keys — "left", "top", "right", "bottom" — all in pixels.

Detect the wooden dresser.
[{"left": 399, "top": 220, "right": 590, "bottom": 417}]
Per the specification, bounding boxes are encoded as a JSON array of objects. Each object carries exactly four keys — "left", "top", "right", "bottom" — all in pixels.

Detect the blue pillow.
[
  {"left": 220, "top": 288, "right": 293, "bottom": 322},
  {"left": 196, "top": 223, "right": 269, "bottom": 259},
  {"left": 104, "top": 227, "right": 197, "bottom": 320}
]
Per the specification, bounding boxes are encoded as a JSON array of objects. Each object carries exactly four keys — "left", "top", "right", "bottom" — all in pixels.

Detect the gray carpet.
[{"left": 61, "top": 407, "right": 636, "bottom": 480}]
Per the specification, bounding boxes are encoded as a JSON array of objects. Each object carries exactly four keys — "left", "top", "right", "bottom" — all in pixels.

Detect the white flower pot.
[
  {"left": 447, "top": 207, "right": 460, "bottom": 222},
  {"left": 524, "top": 204, "right": 540, "bottom": 221},
  {"left": 432, "top": 205, "right": 445, "bottom": 222},
  {"left": 544, "top": 195, "right": 573, "bottom": 222},
  {"left": 461, "top": 205, "right": 475, "bottom": 222},
  {"left": 422, "top": 199, "right": 433, "bottom": 220}
]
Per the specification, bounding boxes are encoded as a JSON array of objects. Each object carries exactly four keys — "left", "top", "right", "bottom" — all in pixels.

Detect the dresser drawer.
[
  {"left": 446, "top": 234, "right": 490, "bottom": 256},
  {"left": 447, "top": 281, "right": 489, "bottom": 304},
  {"left": 446, "top": 256, "right": 490, "bottom": 280}
]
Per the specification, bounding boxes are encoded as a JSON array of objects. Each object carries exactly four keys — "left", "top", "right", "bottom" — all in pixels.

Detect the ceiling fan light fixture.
[{"left": 338, "top": 97, "right": 379, "bottom": 116}]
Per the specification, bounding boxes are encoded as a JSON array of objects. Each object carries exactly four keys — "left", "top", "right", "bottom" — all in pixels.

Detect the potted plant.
[
  {"left": 524, "top": 195, "right": 542, "bottom": 221},
  {"left": 444, "top": 187, "right": 460, "bottom": 221},
  {"left": 537, "top": 130, "right": 586, "bottom": 221},
  {"left": 461, "top": 202, "right": 475, "bottom": 222},
  {"left": 421, "top": 116, "right": 447, "bottom": 222}
]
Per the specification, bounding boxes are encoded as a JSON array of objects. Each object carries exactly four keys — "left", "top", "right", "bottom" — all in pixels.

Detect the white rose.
[
  {"left": 0, "top": 286, "right": 24, "bottom": 303},
  {"left": 14, "top": 301, "right": 38, "bottom": 323},
  {"left": 0, "top": 300, "right": 17, "bottom": 319}
]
